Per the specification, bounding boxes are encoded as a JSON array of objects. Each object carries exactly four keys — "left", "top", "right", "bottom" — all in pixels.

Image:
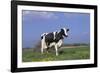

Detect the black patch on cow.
[
  {"left": 45, "top": 30, "right": 65, "bottom": 47},
  {"left": 55, "top": 31, "right": 64, "bottom": 42},
  {"left": 42, "top": 28, "right": 69, "bottom": 48},
  {"left": 45, "top": 32, "right": 54, "bottom": 46}
]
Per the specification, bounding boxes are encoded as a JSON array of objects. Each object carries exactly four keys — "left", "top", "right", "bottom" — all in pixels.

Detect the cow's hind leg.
[
  {"left": 41, "top": 47, "right": 43, "bottom": 54},
  {"left": 46, "top": 47, "right": 49, "bottom": 53},
  {"left": 41, "top": 38, "right": 44, "bottom": 54},
  {"left": 41, "top": 37, "right": 47, "bottom": 54}
]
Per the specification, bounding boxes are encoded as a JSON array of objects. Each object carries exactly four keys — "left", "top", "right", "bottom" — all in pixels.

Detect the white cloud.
[
  {"left": 64, "top": 12, "right": 79, "bottom": 18},
  {"left": 23, "top": 10, "right": 58, "bottom": 19},
  {"left": 64, "top": 12, "right": 90, "bottom": 18},
  {"left": 22, "top": 11, "right": 31, "bottom": 15},
  {"left": 82, "top": 32, "right": 90, "bottom": 35}
]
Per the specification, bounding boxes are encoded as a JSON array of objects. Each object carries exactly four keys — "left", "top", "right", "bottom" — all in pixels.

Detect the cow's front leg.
[{"left": 54, "top": 45, "right": 58, "bottom": 56}]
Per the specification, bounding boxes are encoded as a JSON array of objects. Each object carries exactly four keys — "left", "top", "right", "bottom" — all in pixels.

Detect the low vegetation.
[{"left": 22, "top": 45, "right": 90, "bottom": 62}]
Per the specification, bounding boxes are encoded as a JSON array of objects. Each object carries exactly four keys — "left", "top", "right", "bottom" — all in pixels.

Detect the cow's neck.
[{"left": 54, "top": 31, "right": 64, "bottom": 42}]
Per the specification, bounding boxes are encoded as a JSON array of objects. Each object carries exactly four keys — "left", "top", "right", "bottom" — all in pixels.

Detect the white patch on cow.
[
  {"left": 57, "top": 39, "right": 63, "bottom": 48},
  {"left": 48, "top": 42, "right": 58, "bottom": 56},
  {"left": 63, "top": 28, "right": 68, "bottom": 36},
  {"left": 48, "top": 39, "right": 63, "bottom": 56},
  {"left": 53, "top": 32, "right": 56, "bottom": 40},
  {"left": 41, "top": 33, "right": 48, "bottom": 37},
  {"left": 49, "top": 42, "right": 56, "bottom": 47}
]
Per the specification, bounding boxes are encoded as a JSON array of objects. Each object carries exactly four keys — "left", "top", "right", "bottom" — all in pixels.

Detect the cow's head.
[{"left": 61, "top": 28, "right": 69, "bottom": 37}]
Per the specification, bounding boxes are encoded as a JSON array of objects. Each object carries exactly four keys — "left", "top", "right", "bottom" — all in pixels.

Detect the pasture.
[{"left": 22, "top": 46, "right": 90, "bottom": 62}]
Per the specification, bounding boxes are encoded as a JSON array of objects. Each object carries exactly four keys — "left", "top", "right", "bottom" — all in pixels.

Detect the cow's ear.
[
  {"left": 60, "top": 29, "right": 64, "bottom": 34},
  {"left": 61, "top": 29, "right": 63, "bottom": 31},
  {"left": 67, "top": 29, "right": 69, "bottom": 31}
]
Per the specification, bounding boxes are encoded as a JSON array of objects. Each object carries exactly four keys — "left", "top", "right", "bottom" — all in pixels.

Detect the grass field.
[{"left": 22, "top": 46, "right": 90, "bottom": 62}]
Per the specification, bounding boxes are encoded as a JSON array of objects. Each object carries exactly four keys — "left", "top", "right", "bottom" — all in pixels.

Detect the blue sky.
[{"left": 22, "top": 10, "right": 90, "bottom": 48}]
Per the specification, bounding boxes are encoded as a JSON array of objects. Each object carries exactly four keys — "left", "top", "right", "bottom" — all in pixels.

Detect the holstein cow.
[{"left": 41, "top": 28, "right": 69, "bottom": 56}]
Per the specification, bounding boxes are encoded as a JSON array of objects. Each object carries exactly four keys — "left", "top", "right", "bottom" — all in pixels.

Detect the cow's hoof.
[{"left": 56, "top": 54, "right": 58, "bottom": 56}]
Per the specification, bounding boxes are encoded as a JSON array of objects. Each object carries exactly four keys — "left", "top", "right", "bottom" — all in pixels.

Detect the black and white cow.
[{"left": 41, "top": 28, "right": 69, "bottom": 56}]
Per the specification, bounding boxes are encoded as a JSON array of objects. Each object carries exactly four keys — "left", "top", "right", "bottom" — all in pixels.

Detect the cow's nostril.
[{"left": 65, "top": 35, "right": 68, "bottom": 37}]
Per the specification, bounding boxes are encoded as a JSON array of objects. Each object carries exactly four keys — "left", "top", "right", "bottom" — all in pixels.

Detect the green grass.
[{"left": 22, "top": 46, "right": 90, "bottom": 62}]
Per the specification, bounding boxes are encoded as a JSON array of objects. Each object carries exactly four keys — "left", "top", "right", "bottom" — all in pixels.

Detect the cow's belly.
[
  {"left": 49, "top": 39, "right": 63, "bottom": 48},
  {"left": 49, "top": 42, "right": 56, "bottom": 47},
  {"left": 57, "top": 39, "right": 63, "bottom": 47}
]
